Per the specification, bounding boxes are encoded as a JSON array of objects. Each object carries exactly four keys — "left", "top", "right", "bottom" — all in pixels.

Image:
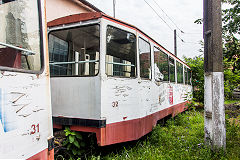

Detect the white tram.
[
  {"left": 0, "top": 0, "right": 53, "bottom": 159},
  {"left": 48, "top": 12, "right": 192, "bottom": 146}
]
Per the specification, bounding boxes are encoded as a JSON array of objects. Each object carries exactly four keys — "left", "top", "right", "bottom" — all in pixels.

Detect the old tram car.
[
  {"left": 48, "top": 12, "right": 192, "bottom": 146},
  {"left": 0, "top": 0, "right": 54, "bottom": 159}
]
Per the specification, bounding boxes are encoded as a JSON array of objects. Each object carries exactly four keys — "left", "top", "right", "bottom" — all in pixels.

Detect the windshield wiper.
[{"left": 0, "top": 42, "right": 36, "bottom": 56}]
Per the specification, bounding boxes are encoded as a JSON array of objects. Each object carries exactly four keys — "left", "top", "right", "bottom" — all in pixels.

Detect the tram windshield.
[{"left": 0, "top": 0, "right": 41, "bottom": 71}]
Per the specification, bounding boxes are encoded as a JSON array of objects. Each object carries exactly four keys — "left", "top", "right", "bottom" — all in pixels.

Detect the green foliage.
[
  {"left": 63, "top": 127, "right": 85, "bottom": 158},
  {"left": 223, "top": 35, "right": 240, "bottom": 72},
  {"left": 222, "top": 0, "right": 240, "bottom": 35},
  {"left": 224, "top": 66, "right": 240, "bottom": 99},
  {"left": 224, "top": 99, "right": 240, "bottom": 105},
  {"left": 183, "top": 55, "right": 204, "bottom": 103},
  {"left": 222, "top": 0, "right": 240, "bottom": 98}
]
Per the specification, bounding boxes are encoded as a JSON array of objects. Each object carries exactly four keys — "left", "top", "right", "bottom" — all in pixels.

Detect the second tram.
[{"left": 48, "top": 12, "right": 192, "bottom": 146}]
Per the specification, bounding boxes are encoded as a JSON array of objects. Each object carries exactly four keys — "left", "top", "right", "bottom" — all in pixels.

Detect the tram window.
[
  {"left": 184, "top": 66, "right": 188, "bottom": 84},
  {"left": 177, "top": 61, "right": 183, "bottom": 84},
  {"left": 49, "top": 25, "right": 100, "bottom": 77},
  {"left": 106, "top": 26, "right": 136, "bottom": 78},
  {"left": 154, "top": 47, "right": 169, "bottom": 81},
  {"left": 169, "top": 57, "right": 175, "bottom": 82},
  {"left": 0, "top": 0, "right": 42, "bottom": 72},
  {"left": 139, "top": 38, "right": 151, "bottom": 79},
  {"left": 49, "top": 35, "right": 69, "bottom": 75}
]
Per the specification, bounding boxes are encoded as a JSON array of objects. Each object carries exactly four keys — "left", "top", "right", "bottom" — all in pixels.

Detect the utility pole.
[
  {"left": 113, "top": 0, "right": 116, "bottom": 18},
  {"left": 203, "top": 0, "right": 226, "bottom": 149},
  {"left": 174, "top": 29, "right": 177, "bottom": 56}
]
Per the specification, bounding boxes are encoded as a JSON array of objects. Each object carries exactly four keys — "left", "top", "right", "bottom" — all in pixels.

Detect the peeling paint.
[{"left": 204, "top": 72, "right": 225, "bottom": 148}]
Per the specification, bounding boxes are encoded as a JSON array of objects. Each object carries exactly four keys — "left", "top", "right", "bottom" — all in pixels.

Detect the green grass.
[
  {"left": 88, "top": 110, "right": 240, "bottom": 160},
  {"left": 225, "top": 100, "right": 240, "bottom": 105}
]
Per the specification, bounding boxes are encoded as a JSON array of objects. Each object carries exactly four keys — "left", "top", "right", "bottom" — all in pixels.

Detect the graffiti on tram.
[{"left": 0, "top": 88, "right": 17, "bottom": 134}]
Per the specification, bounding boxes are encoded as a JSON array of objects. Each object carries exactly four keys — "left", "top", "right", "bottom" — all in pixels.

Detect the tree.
[
  {"left": 222, "top": 0, "right": 240, "bottom": 35},
  {"left": 222, "top": 0, "right": 240, "bottom": 72},
  {"left": 183, "top": 55, "right": 204, "bottom": 103}
]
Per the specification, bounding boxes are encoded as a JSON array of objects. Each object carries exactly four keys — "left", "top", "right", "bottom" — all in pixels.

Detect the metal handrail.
[
  {"left": 0, "top": 42, "right": 36, "bottom": 55},
  {"left": 106, "top": 62, "right": 135, "bottom": 67},
  {"left": 50, "top": 60, "right": 99, "bottom": 65}
]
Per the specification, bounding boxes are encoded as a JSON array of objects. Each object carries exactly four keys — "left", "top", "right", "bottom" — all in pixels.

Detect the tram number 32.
[
  {"left": 30, "top": 124, "right": 40, "bottom": 135},
  {"left": 112, "top": 101, "right": 119, "bottom": 107}
]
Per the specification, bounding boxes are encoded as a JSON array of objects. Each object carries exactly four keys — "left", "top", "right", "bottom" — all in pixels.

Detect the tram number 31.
[{"left": 30, "top": 124, "right": 40, "bottom": 135}]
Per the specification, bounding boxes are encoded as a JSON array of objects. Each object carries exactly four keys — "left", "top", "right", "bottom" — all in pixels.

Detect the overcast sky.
[{"left": 86, "top": 0, "right": 203, "bottom": 60}]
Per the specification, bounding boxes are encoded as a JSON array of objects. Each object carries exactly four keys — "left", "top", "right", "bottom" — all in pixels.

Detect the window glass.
[
  {"left": 49, "top": 25, "right": 100, "bottom": 77},
  {"left": 177, "top": 61, "right": 183, "bottom": 84},
  {"left": 154, "top": 47, "right": 169, "bottom": 81},
  {"left": 169, "top": 57, "right": 175, "bottom": 82},
  {"left": 139, "top": 38, "right": 151, "bottom": 79},
  {"left": 106, "top": 26, "right": 136, "bottom": 77},
  {"left": 0, "top": 0, "right": 41, "bottom": 71}
]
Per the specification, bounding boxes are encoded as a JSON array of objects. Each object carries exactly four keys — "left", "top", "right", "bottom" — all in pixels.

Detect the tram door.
[{"left": 0, "top": 0, "right": 53, "bottom": 159}]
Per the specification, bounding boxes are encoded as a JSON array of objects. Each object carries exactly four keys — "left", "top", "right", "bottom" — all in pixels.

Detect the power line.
[
  {"left": 152, "top": 0, "right": 204, "bottom": 37},
  {"left": 143, "top": 0, "right": 185, "bottom": 42},
  {"left": 143, "top": 0, "right": 173, "bottom": 31},
  {"left": 144, "top": 0, "right": 202, "bottom": 45},
  {"left": 152, "top": 0, "right": 184, "bottom": 33}
]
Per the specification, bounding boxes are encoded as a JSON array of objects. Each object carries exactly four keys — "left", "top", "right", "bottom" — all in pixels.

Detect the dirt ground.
[{"left": 225, "top": 102, "right": 240, "bottom": 118}]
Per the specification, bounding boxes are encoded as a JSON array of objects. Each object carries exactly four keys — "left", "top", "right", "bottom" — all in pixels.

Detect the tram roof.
[{"left": 48, "top": 12, "right": 190, "bottom": 68}]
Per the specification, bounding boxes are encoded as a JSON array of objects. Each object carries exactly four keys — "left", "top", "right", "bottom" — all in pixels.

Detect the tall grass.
[{"left": 89, "top": 110, "right": 240, "bottom": 160}]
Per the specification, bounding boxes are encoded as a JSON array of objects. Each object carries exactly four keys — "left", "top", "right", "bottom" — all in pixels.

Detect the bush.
[
  {"left": 224, "top": 60, "right": 240, "bottom": 99},
  {"left": 183, "top": 55, "right": 204, "bottom": 103}
]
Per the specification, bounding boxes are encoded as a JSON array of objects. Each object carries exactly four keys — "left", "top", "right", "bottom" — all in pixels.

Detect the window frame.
[
  {"left": 153, "top": 46, "right": 169, "bottom": 82},
  {"left": 169, "top": 56, "right": 175, "bottom": 83},
  {"left": 105, "top": 25, "right": 137, "bottom": 78},
  {"left": 176, "top": 61, "right": 184, "bottom": 84},
  {"left": 0, "top": 0, "right": 44, "bottom": 74},
  {"left": 138, "top": 37, "right": 151, "bottom": 80},
  {"left": 48, "top": 24, "right": 101, "bottom": 77}
]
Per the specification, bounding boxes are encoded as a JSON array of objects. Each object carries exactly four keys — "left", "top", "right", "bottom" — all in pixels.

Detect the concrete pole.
[
  {"left": 174, "top": 29, "right": 177, "bottom": 56},
  {"left": 203, "top": 0, "right": 226, "bottom": 149}
]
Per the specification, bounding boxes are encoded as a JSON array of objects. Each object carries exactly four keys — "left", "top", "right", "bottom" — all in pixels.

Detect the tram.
[
  {"left": 48, "top": 12, "right": 192, "bottom": 146},
  {"left": 0, "top": 0, "right": 53, "bottom": 159}
]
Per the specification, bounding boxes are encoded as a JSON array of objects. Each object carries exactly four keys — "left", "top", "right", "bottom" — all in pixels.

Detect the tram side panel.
[
  {"left": 0, "top": 73, "right": 53, "bottom": 159},
  {"left": 51, "top": 77, "right": 101, "bottom": 120},
  {"left": 100, "top": 78, "right": 191, "bottom": 145}
]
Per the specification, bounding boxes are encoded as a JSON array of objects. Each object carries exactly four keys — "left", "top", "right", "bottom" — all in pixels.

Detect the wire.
[
  {"left": 143, "top": 0, "right": 185, "bottom": 42},
  {"left": 143, "top": 0, "right": 173, "bottom": 31},
  {"left": 152, "top": 0, "right": 185, "bottom": 33},
  {"left": 144, "top": 0, "right": 202, "bottom": 45}
]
